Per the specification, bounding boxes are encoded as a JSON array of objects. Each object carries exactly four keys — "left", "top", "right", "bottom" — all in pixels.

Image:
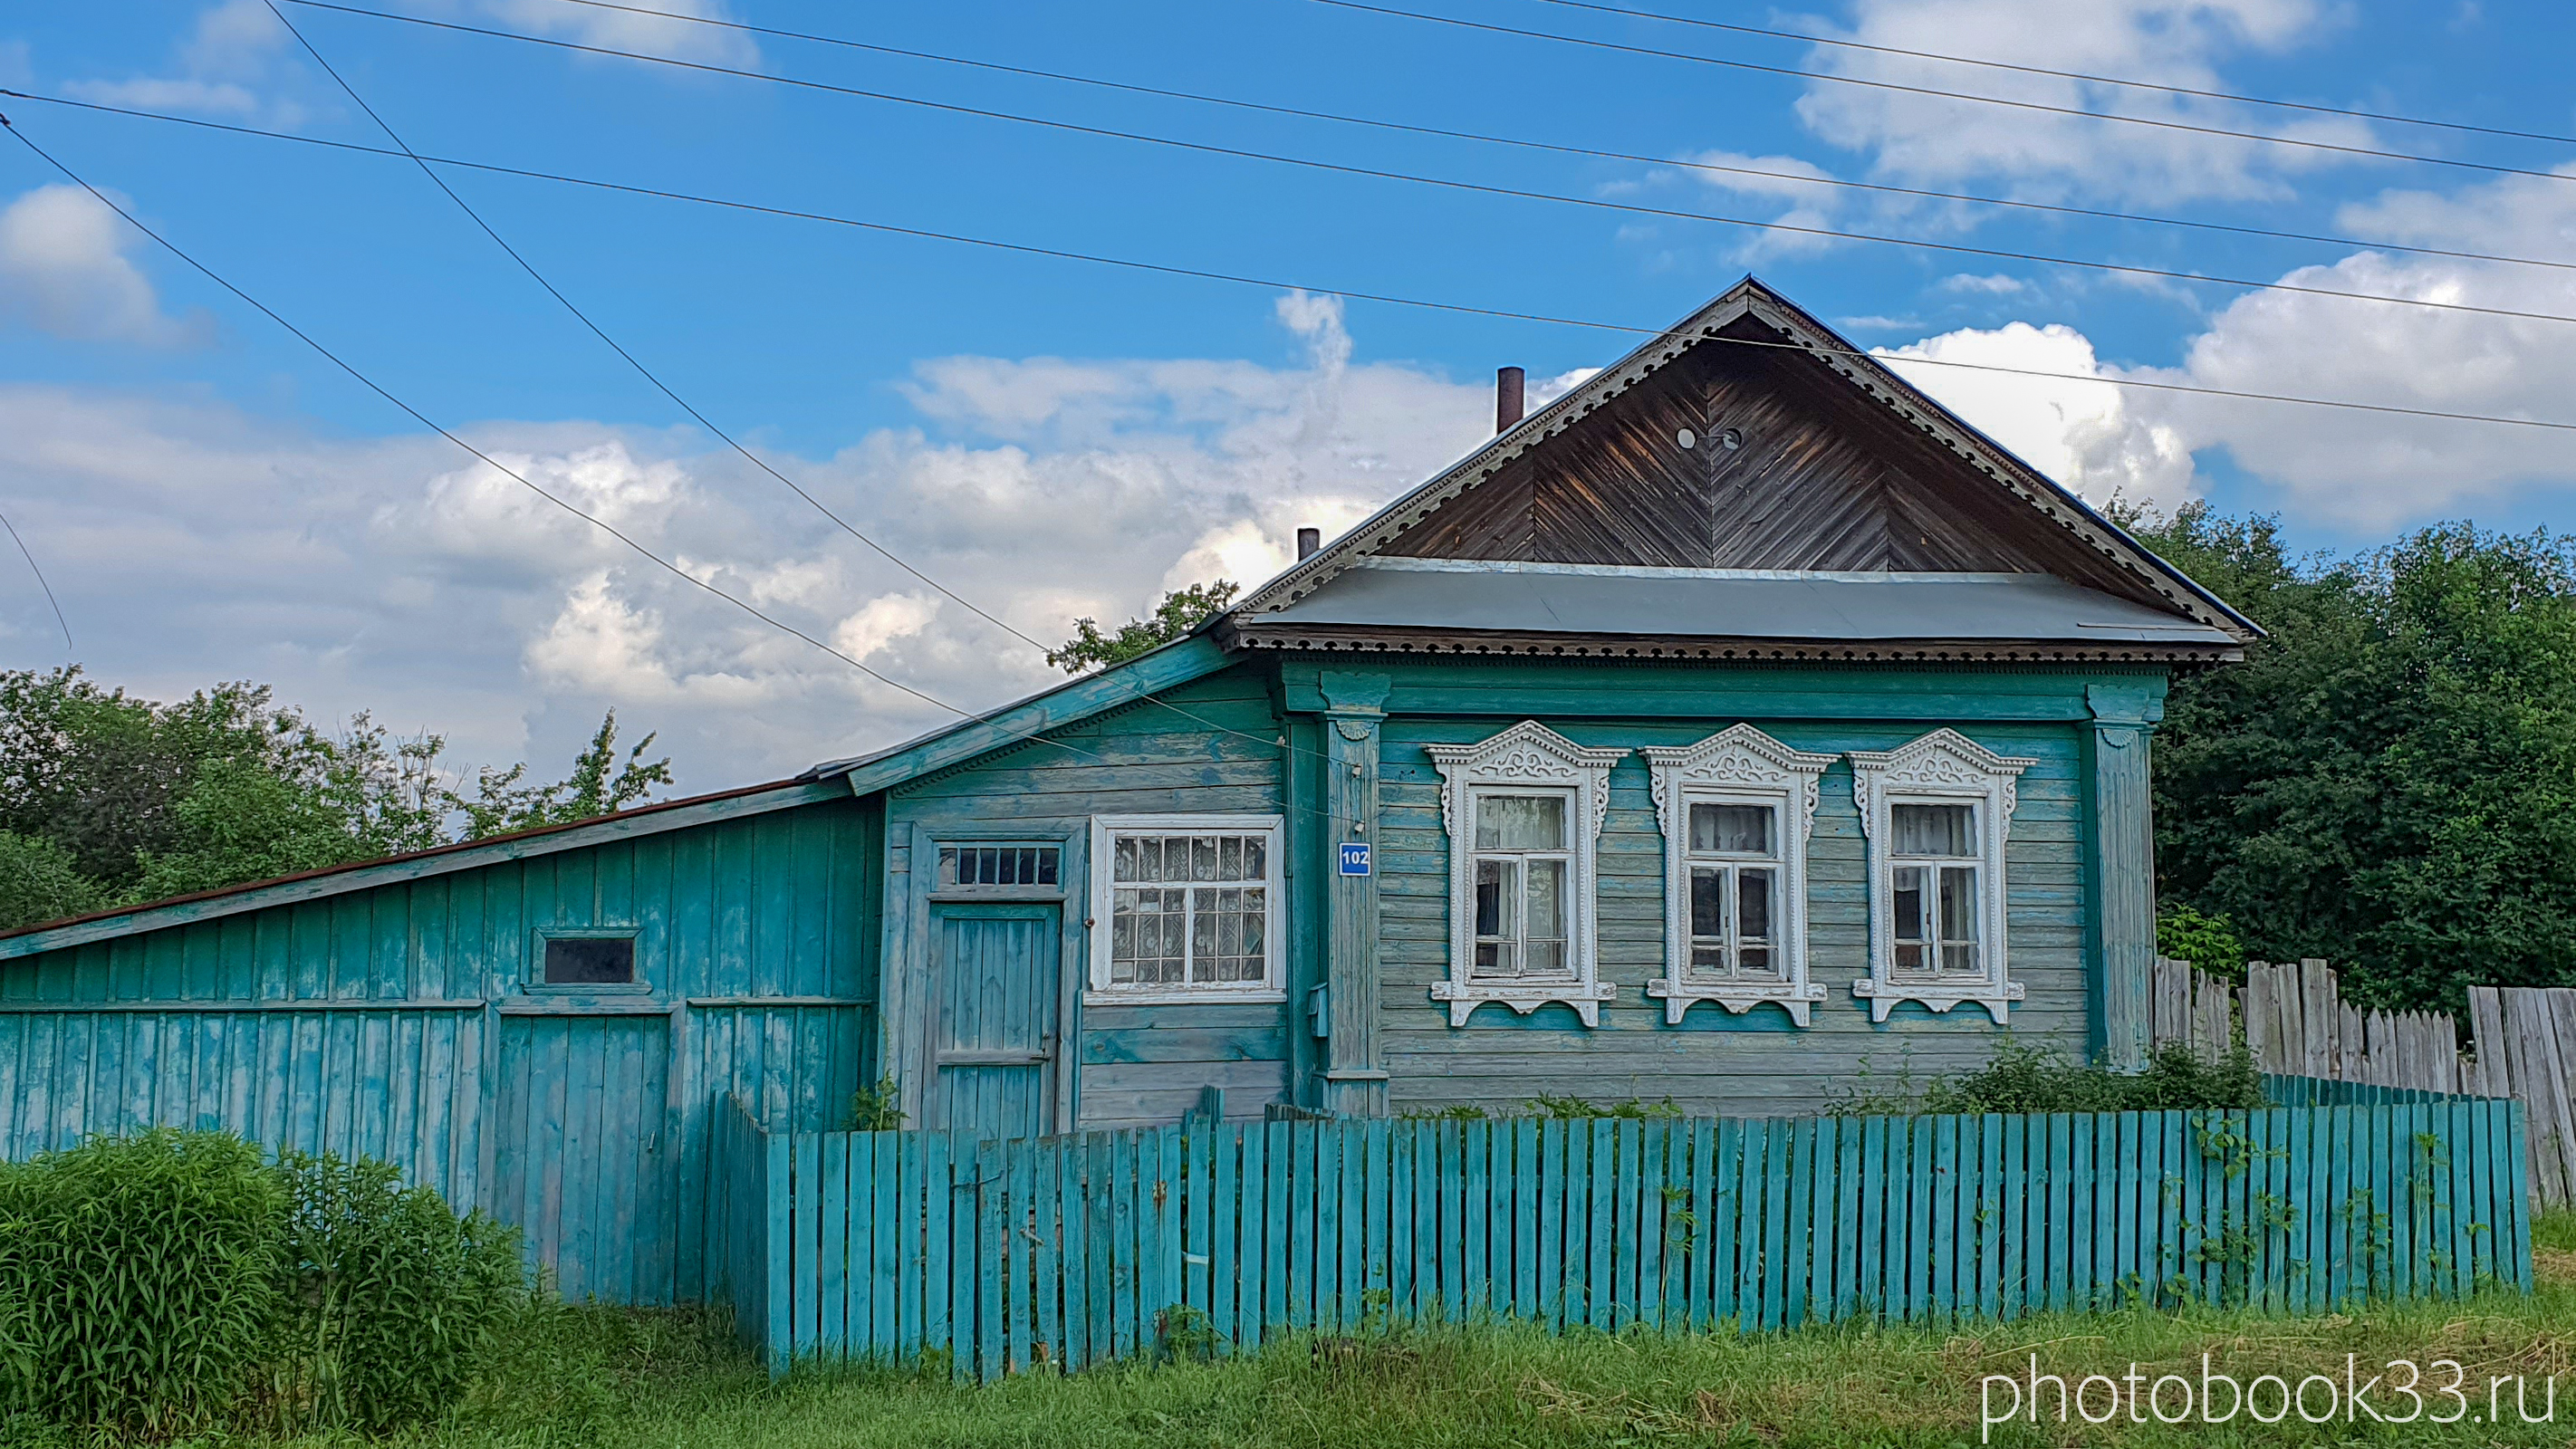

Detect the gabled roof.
[{"left": 1229, "top": 277, "right": 2258, "bottom": 647}]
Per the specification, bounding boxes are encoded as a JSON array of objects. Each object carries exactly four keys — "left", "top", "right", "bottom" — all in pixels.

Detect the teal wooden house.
[{"left": 0, "top": 281, "right": 2254, "bottom": 1302}]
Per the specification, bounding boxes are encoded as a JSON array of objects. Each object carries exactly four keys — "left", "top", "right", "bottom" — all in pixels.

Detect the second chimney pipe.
[
  {"left": 1495, "top": 366, "right": 1525, "bottom": 433},
  {"left": 1296, "top": 527, "right": 1321, "bottom": 561}
]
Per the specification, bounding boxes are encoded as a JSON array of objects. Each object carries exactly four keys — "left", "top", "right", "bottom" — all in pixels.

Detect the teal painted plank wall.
[
  {"left": 1373, "top": 715, "right": 2089, "bottom": 1118},
  {"left": 1272, "top": 657, "right": 2138, "bottom": 1118},
  {"left": 0, "top": 794, "right": 881, "bottom": 1304},
  {"left": 879, "top": 667, "right": 1296, "bottom": 1131}
]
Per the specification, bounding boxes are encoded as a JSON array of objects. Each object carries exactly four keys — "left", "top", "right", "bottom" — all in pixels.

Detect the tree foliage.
[
  {"left": 2129, "top": 503, "right": 2576, "bottom": 1012},
  {"left": 1046, "top": 580, "right": 1239, "bottom": 673},
  {"left": 0, "top": 668, "right": 674, "bottom": 933}
]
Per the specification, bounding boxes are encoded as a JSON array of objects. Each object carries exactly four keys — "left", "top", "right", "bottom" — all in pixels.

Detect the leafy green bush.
[
  {"left": 0, "top": 1130, "right": 284, "bottom": 1437},
  {"left": 269, "top": 1151, "right": 525, "bottom": 1435},
  {"left": 1829, "top": 1039, "right": 2267, "bottom": 1118},
  {"left": 2157, "top": 903, "right": 2246, "bottom": 979},
  {"left": 0, "top": 1132, "right": 525, "bottom": 1439}
]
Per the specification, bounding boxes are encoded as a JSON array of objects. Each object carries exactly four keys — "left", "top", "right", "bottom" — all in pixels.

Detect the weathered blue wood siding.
[
  {"left": 878, "top": 666, "right": 1296, "bottom": 1131},
  {"left": 1280, "top": 658, "right": 2129, "bottom": 1118},
  {"left": 0, "top": 792, "right": 881, "bottom": 1304}
]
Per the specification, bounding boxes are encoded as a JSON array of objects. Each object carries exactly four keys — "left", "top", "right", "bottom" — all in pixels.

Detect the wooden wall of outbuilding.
[{"left": 0, "top": 791, "right": 879, "bottom": 1304}]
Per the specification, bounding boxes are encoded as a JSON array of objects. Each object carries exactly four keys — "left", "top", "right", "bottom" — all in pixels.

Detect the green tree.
[
  {"left": 0, "top": 830, "right": 105, "bottom": 928},
  {"left": 448, "top": 709, "right": 674, "bottom": 840},
  {"left": 2130, "top": 504, "right": 2576, "bottom": 1012},
  {"left": 1046, "top": 581, "right": 1239, "bottom": 673},
  {"left": 0, "top": 668, "right": 678, "bottom": 931}
]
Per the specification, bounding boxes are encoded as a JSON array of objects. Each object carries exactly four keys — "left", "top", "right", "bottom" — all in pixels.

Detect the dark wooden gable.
[{"left": 1385, "top": 315, "right": 2134, "bottom": 589}]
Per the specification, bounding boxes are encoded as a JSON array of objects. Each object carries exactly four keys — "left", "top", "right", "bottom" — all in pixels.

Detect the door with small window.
[{"left": 492, "top": 931, "right": 677, "bottom": 1305}]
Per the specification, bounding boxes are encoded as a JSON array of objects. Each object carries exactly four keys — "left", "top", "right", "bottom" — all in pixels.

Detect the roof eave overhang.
[{"left": 1218, "top": 619, "right": 2241, "bottom": 667}]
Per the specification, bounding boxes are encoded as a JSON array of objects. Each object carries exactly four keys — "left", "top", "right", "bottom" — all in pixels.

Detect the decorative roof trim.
[
  {"left": 1217, "top": 621, "right": 2242, "bottom": 666},
  {"left": 1228, "top": 277, "right": 2258, "bottom": 643}
]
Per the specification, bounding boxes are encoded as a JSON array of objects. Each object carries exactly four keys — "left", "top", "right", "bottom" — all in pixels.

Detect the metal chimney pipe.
[
  {"left": 1295, "top": 527, "right": 1321, "bottom": 561},
  {"left": 1495, "top": 366, "right": 1525, "bottom": 433}
]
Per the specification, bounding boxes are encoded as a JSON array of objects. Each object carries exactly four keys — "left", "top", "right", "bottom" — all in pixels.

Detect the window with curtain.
[
  {"left": 1685, "top": 801, "right": 1782, "bottom": 981},
  {"left": 1889, "top": 802, "right": 1981, "bottom": 978},
  {"left": 1470, "top": 790, "right": 1573, "bottom": 981},
  {"left": 1087, "top": 815, "right": 1283, "bottom": 1000}
]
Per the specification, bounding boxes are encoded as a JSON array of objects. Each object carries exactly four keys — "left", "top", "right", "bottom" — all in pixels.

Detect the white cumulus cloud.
[
  {"left": 0, "top": 187, "right": 204, "bottom": 347},
  {"left": 1792, "top": 0, "right": 2369, "bottom": 207}
]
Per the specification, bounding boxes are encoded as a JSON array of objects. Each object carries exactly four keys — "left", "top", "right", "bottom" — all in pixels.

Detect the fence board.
[{"left": 720, "top": 1082, "right": 2533, "bottom": 1379}]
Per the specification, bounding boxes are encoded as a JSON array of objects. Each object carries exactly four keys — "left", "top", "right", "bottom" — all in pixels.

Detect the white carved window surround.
[
  {"left": 1426, "top": 722, "right": 1625, "bottom": 1027},
  {"left": 1849, "top": 730, "right": 2036, "bottom": 1024},
  {"left": 1640, "top": 726, "right": 1834, "bottom": 1026}
]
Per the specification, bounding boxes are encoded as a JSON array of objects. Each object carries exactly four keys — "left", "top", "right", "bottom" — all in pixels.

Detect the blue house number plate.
[{"left": 1338, "top": 841, "right": 1372, "bottom": 877}]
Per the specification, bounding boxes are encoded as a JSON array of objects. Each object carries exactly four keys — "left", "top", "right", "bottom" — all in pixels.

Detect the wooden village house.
[{"left": 0, "top": 280, "right": 2256, "bottom": 1303}]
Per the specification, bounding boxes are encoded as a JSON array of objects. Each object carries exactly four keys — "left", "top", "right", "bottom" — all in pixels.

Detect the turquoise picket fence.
[{"left": 715, "top": 1087, "right": 2529, "bottom": 1379}]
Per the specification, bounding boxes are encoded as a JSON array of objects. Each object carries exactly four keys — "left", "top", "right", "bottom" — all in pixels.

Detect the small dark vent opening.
[{"left": 543, "top": 936, "right": 636, "bottom": 984}]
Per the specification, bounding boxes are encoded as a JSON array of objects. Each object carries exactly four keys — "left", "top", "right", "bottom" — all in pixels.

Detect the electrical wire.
[
  {"left": 1525, "top": 0, "right": 2576, "bottom": 149},
  {"left": 273, "top": 2, "right": 2576, "bottom": 335},
  {"left": 17, "top": 87, "right": 2576, "bottom": 437},
  {"left": 0, "top": 113, "right": 992, "bottom": 724},
  {"left": 0, "top": 109, "right": 1359, "bottom": 825},
  {"left": 1296, "top": 0, "right": 2576, "bottom": 187},
  {"left": 486, "top": 0, "right": 2576, "bottom": 279},
  {"left": 0, "top": 506, "right": 72, "bottom": 657},
  {"left": 255, "top": 0, "right": 1053, "bottom": 657}
]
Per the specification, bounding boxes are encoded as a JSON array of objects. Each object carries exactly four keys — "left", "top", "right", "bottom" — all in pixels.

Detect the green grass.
[{"left": 255, "top": 1217, "right": 2576, "bottom": 1449}]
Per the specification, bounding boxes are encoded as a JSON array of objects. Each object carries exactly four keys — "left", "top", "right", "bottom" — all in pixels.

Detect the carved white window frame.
[
  {"left": 1640, "top": 725, "right": 1834, "bottom": 1026},
  {"left": 1425, "top": 722, "right": 1625, "bottom": 1027},
  {"left": 1849, "top": 729, "right": 2036, "bottom": 1024}
]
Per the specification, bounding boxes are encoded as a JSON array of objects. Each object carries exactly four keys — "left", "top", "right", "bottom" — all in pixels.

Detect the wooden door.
[
  {"left": 493, "top": 1012, "right": 675, "bottom": 1304},
  {"left": 928, "top": 901, "right": 1061, "bottom": 1139}
]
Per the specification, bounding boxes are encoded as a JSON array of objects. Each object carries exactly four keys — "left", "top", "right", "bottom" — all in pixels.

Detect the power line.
[
  {"left": 255, "top": 0, "right": 1054, "bottom": 657},
  {"left": 0, "top": 506, "right": 72, "bottom": 657},
  {"left": 274, "top": 3, "right": 2576, "bottom": 335},
  {"left": 0, "top": 107, "right": 1364, "bottom": 826},
  {"left": 19, "top": 87, "right": 2576, "bottom": 439},
  {"left": 0, "top": 113, "right": 985, "bottom": 725},
  {"left": 1527, "top": 0, "right": 2576, "bottom": 150},
  {"left": 1295, "top": 0, "right": 2576, "bottom": 187},
  {"left": 497, "top": 0, "right": 2576, "bottom": 279}
]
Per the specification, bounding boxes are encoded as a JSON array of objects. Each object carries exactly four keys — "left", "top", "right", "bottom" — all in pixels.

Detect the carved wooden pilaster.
[
  {"left": 1319, "top": 671, "right": 1390, "bottom": 1117},
  {"left": 2087, "top": 679, "right": 2167, "bottom": 1072}
]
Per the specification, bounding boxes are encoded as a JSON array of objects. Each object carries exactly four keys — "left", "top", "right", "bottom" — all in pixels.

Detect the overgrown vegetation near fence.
[
  {"left": 0, "top": 1129, "right": 525, "bottom": 1439},
  {"left": 719, "top": 1085, "right": 2530, "bottom": 1381}
]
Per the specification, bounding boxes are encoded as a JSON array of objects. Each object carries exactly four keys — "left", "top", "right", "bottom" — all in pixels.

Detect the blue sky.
[{"left": 3, "top": 0, "right": 2574, "bottom": 787}]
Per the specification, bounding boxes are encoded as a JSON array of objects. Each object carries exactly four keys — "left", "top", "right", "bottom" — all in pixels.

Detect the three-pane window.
[
  {"left": 1889, "top": 802, "right": 1981, "bottom": 977},
  {"left": 1107, "top": 830, "right": 1271, "bottom": 988},
  {"left": 1685, "top": 801, "right": 1781, "bottom": 981},
  {"left": 1470, "top": 790, "right": 1572, "bottom": 980}
]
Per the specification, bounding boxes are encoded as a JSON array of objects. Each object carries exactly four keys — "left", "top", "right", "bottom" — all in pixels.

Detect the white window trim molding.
[
  {"left": 1848, "top": 729, "right": 2037, "bottom": 1024},
  {"left": 1086, "top": 812, "right": 1287, "bottom": 1005},
  {"left": 1640, "top": 725, "right": 1834, "bottom": 1026},
  {"left": 1425, "top": 722, "right": 1626, "bottom": 1027}
]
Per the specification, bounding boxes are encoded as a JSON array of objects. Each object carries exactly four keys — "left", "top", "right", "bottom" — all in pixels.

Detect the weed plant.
[
  {"left": 1829, "top": 1038, "right": 2267, "bottom": 1117},
  {"left": 0, "top": 1130, "right": 522, "bottom": 1441}
]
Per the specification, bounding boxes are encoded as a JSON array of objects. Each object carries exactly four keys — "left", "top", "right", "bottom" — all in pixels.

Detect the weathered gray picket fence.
[{"left": 708, "top": 1084, "right": 2527, "bottom": 1379}]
